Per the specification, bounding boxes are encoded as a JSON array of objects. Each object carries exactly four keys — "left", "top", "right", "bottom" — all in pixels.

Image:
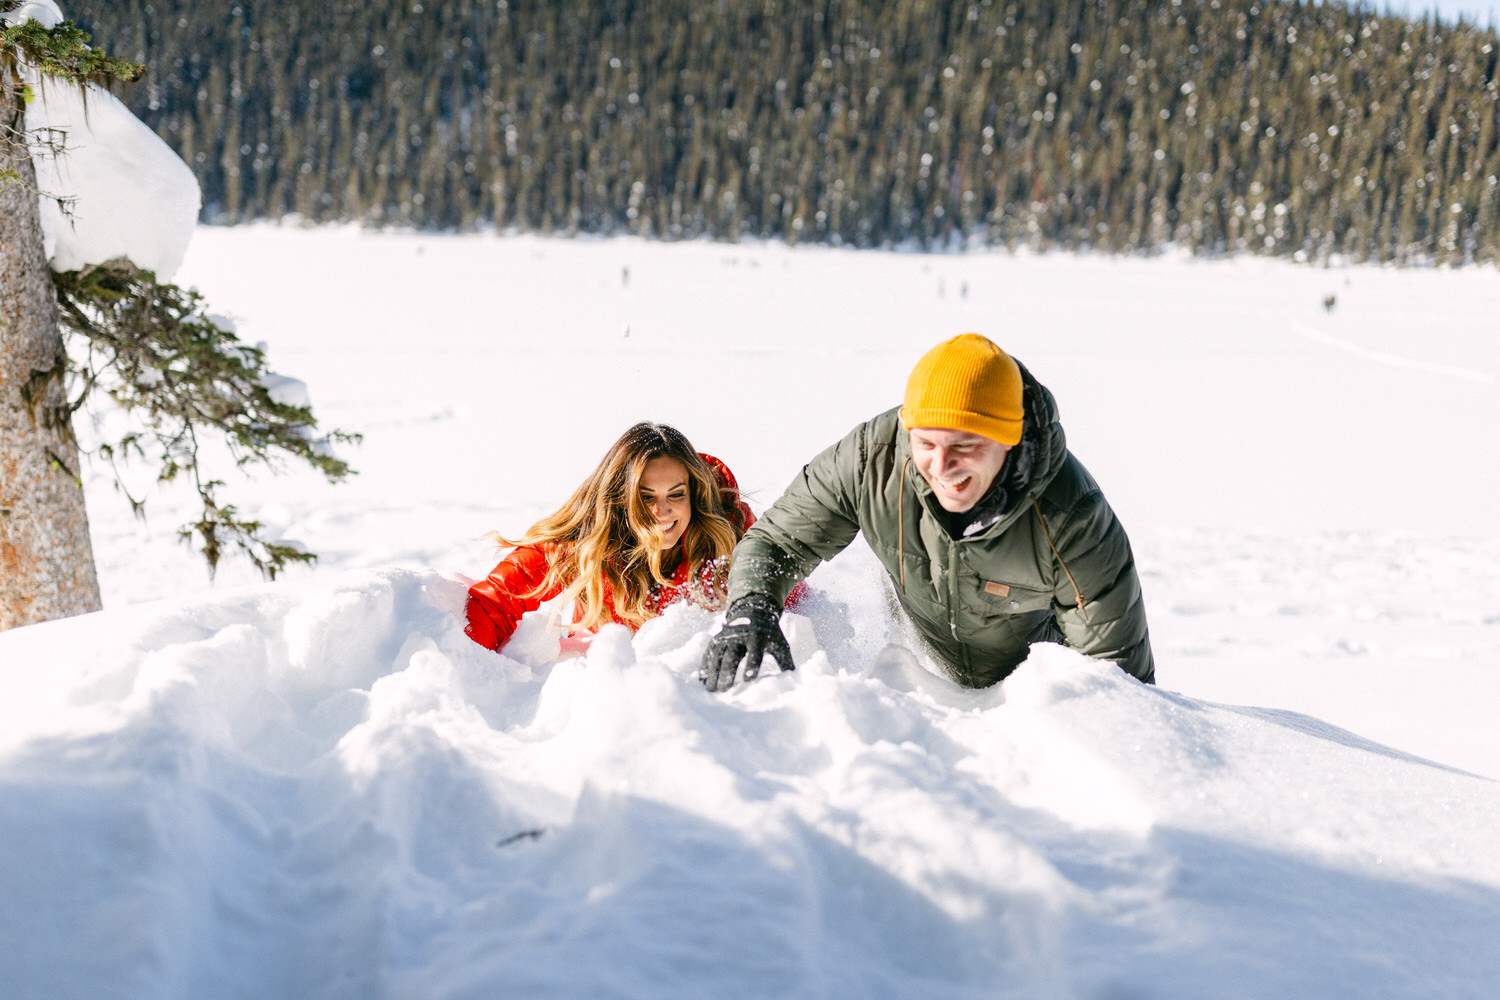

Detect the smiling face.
[
  {"left": 909, "top": 427, "right": 1011, "bottom": 513},
  {"left": 638, "top": 455, "right": 691, "bottom": 551}
]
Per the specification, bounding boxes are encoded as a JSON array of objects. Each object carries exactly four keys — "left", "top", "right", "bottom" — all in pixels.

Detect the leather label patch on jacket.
[{"left": 984, "top": 581, "right": 1011, "bottom": 597}]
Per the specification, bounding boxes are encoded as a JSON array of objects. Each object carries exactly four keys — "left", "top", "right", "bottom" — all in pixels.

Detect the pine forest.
[{"left": 76, "top": 0, "right": 1500, "bottom": 265}]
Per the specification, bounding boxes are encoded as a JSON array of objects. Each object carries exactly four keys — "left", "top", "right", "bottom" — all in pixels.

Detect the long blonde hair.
[{"left": 493, "top": 423, "right": 746, "bottom": 630}]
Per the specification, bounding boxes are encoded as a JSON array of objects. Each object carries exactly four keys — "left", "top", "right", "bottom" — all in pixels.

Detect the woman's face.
[{"left": 638, "top": 456, "right": 691, "bottom": 551}]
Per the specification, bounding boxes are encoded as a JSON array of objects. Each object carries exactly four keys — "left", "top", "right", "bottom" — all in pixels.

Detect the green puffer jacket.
[{"left": 727, "top": 368, "right": 1154, "bottom": 687}]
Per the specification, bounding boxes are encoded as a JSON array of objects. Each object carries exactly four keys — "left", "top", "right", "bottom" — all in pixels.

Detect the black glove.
[{"left": 700, "top": 594, "right": 794, "bottom": 692}]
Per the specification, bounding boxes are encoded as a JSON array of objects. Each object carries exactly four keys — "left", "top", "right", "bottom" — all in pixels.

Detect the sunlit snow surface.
[{"left": 6, "top": 227, "right": 1500, "bottom": 997}]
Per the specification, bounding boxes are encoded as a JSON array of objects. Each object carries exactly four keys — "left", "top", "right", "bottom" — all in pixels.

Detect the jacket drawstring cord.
[
  {"left": 902, "top": 465, "right": 1083, "bottom": 617},
  {"left": 1031, "top": 495, "right": 1087, "bottom": 616},
  {"left": 898, "top": 457, "right": 909, "bottom": 592}
]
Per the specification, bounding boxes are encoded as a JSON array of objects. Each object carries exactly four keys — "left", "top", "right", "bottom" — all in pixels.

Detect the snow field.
[
  {"left": 81, "top": 225, "right": 1500, "bottom": 778},
  {"left": 3, "top": 224, "right": 1499, "bottom": 997},
  {"left": 5, "top": 565, "right": 1500, "bottom": 999}
]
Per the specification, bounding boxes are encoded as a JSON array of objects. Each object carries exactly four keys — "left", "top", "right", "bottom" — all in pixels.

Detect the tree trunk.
[{"left": 0, "top": 57, "right": 102, "bottom": 630}]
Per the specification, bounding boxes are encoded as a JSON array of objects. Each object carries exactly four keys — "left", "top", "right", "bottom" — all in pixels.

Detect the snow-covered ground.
[{"left": 5, "top": 226, "right": 1500, "bottom": 998}]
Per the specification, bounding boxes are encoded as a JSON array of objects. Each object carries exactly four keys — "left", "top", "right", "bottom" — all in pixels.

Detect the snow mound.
[
  {"left": 2, "top": 1, "right": 62, "bottom": 29},
  {"left": 7, "top": 1, "right": 201, "bottom": 277},
  {"left": 4, "top": 568, "right": 1500, "bottom": 998}
]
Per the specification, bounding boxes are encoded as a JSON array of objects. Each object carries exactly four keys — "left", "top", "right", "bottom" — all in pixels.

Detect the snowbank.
[
  {"left": 1, "top": 2, "right": 62, "bottom": 30},
  {"left": 4, "top": 0, "right": 201, "bottom": 277},
  {"left": 3, "top": 568, "right": 1498, "bottom": 998}
]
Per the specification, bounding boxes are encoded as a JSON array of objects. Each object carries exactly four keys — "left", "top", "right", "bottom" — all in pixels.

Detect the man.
[{"left": 701, "top": 333, "right": 1154, "bottom": 691}]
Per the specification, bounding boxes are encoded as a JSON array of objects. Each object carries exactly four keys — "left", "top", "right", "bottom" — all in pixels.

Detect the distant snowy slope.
[{"left": 3, "top": 568, "right": 1499, "bottom": 999}]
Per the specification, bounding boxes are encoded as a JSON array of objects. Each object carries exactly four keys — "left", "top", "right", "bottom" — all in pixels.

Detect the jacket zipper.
[{"left": 947, "top": 533, "right": 969, "bottom": 678}]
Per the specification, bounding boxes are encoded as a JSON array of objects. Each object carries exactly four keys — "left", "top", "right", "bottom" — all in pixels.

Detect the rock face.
[{"left": 0, "top": 56, "right": 101, "bottom": 630}]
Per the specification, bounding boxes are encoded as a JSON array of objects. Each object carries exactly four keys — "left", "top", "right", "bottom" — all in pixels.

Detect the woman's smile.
[{"left": 640, "top": 456, "right": 691, "bottom": 550}]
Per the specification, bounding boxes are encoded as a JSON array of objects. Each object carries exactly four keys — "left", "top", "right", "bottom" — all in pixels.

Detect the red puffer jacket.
[{"left": 465, "top": 453, "right": 802, "bottom": 651}]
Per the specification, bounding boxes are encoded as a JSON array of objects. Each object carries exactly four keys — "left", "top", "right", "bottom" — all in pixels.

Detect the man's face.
[{"left": 909, "top": 427, "right": 1011, "bottom": 513}]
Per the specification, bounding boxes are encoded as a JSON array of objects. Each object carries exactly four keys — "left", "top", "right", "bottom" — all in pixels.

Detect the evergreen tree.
[
  {"left": 0, "top": 8, "right": 355, "bottom": 631},
  {"left": 73, "top": 0, "right": 1500, "bottom": 264}
]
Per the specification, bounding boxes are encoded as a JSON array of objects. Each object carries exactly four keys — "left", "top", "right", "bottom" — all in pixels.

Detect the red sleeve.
[
  {"left": 697, "top": 452, "right": 755, "bottom": 535},
  {"left": 785, "top": 580, "right": 811, "bottom": 611},
  {"left": 465, "top": 544, "right": 561, "bottom": 651}
]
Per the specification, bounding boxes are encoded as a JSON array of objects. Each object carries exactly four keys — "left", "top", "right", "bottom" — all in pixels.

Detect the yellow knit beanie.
[{"left": 899, "top": 334, "right": 1024, "bottom": 445}]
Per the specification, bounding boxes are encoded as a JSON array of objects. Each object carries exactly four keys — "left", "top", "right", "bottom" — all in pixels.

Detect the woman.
[{"left": 465, "top": 422, "right": 792, "bottom": 652}]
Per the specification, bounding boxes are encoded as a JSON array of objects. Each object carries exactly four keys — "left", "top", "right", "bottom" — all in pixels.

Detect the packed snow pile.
[
  {"left": 3, "top": 566, "right": 1499, "bottom": 999},
  {"left": 4, "top": 0, "right": 200, "bottom": 276}
]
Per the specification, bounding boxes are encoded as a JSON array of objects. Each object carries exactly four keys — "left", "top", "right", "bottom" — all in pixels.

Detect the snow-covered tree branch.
[{"left": 1, "top": 1, "right": 355, "bottom": 629}]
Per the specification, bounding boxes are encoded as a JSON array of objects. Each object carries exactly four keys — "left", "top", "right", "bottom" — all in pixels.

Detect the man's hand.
[{"left": 700, "top": 594, "right": 794, "bottom": 692}]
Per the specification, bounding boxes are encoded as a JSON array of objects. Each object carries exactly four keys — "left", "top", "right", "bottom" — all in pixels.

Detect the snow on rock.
[
  {"left": 6, "top": 1, "right": 200, "bottom": 277},
  {"left": 3, "top": 568, "right": 1499, "bottom": 998}
]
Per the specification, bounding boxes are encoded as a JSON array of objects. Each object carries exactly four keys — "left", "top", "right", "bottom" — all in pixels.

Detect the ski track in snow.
[{"left": 1288, "top": 319, "right": 1496, "bottom": 383}]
